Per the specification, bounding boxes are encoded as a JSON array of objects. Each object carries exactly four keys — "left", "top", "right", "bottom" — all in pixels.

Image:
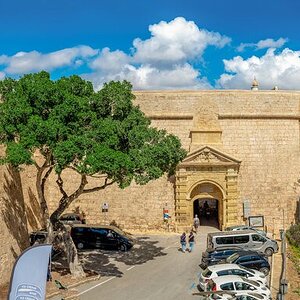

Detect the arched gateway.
[{"left": 175, "top": 146, "right": 241, "bottom": 231}]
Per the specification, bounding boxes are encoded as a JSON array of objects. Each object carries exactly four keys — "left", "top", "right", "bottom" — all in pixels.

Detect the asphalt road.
[{"left": 51, "top": 226, "right": 218, "bottom": 300}]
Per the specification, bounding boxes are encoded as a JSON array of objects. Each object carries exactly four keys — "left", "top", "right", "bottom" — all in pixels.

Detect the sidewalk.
[{"left": 270, "top": 243, "right": 282, "bottom": 297}]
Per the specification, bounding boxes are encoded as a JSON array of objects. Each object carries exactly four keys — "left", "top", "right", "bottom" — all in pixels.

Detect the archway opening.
[
  {"left": 193, "top": 198, "right": 219, "bottom": 228},
  {"left": 190, "top": 182, "right": 224, "bottom": 230}
]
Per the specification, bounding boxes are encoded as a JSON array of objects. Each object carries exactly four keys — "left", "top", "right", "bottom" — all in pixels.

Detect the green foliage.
[
  {"left": 0, "top": 71, "right": 187, "bottom": 188},
  {"left": 287, "top": 223, "right": 300, "bottom": 247}
]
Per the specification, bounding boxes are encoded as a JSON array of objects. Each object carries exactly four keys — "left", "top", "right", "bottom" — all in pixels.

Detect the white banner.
[{"left": 8, "top": 244, "right": 52, "bottom": 300}]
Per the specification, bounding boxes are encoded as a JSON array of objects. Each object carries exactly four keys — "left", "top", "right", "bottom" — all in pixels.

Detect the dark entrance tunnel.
[{"left": 193, "top": 198, "right": 219, "bottom": 228}]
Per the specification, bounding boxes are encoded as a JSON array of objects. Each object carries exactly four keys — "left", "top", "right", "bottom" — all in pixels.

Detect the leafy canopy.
[{"left": 0, "top": 72, "right": 186, "bottom": 188}]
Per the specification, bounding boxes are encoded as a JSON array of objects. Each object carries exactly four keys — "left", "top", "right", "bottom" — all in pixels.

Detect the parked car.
[
  {"left": 59, "top": 213, "right": 85, "bottom": 225},
  {"left": 209, "top": 291, "right": 269, "bottom": 300},
  {"left": 29, "top": 230, "right": 48, "bottom": 245},
  {"left": 201, "top": 246, "right": 245, "bottom": 269},
  {"left": 220, "top": 251, "right": 270, "bottom": 275},
  {"left": 207, "top": 230, "right": 278, "bottom": 256},
  {"left": 225, "top": 225, "right": 267, "bottom": 237},
  {"left": 70, "top": 224, "right": 134, "bottom": 251},
  {"left": 207, "top": 275, "right": 271, "bottom": 298},
  {"left": 199, "top": 263, "right": 267, "bottom": 291}
]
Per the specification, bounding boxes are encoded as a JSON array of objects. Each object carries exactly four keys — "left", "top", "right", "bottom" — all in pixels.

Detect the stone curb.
[{"left": 46, "top": 275, "right": 101, "bottom": 299}]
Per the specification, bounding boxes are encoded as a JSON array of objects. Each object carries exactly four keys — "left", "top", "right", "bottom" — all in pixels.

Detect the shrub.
[{"left": 287, "top": 224, "right": 300, "bottom": 247}]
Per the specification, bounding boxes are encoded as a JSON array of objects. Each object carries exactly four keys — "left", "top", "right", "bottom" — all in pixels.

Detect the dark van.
[{"left": 70, "top": 225, "right": 134, "bottom": 251}]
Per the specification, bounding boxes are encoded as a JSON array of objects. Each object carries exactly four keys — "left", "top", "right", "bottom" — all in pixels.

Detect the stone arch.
[
  {"left": 188, "top": 181, "right": 225, "bottom": 229},
  {"left": 175, "top": 145, "right": 241, "bottom": 232},
  {"left": 188, "top": 179, "right": 225, "bottom": 200}
]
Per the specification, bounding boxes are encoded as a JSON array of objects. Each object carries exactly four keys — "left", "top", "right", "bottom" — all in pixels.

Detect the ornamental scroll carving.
[{"left": 192, "top": 148, "right": 226, "bottom": 163}]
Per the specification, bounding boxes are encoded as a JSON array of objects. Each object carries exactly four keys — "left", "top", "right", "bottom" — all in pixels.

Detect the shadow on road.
[{"left": 52, "top": 236, "right": 167, "bottom": 278}]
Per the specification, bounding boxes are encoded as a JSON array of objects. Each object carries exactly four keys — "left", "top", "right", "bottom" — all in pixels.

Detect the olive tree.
[{"left": 0, "top": 71, "right": 186, "bottom": 275}]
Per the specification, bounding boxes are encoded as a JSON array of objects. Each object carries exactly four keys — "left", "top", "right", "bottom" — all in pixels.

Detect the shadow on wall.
[
  {"left": 26, "top": 187, "right": 43, "bottom": 231},
  {"left": 1, "top": 165, "right": 29, "bottom": 252}
]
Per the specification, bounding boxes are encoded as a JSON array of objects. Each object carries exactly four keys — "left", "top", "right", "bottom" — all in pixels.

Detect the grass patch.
[{"left": 288, "top": 243, "right": 300, "bottom": 275}]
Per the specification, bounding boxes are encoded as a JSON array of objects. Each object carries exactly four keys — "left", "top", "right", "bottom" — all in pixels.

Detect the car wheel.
[
  {"left": 265, "top": 247, "right": 274, "bottom": 256},
  {"left": 119, "top": 244, "right": 128, "bottom": 252},
  {"left": 77, "top": 242, "right": 84, "bottom": 249},
  {"left": 259, "top": 267, "right": 270, "bottom": 276}
]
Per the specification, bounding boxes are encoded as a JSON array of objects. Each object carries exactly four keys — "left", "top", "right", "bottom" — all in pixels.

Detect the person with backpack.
[
  {"left": 180, "top": 232, "right": 187, "bottom": 253},
  {"left": 188, "top": 230, "right": 195, "bottom": 252}
]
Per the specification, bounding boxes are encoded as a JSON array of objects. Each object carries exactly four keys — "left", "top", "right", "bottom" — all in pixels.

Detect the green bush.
[{"left": 287, "top": 224, "right": 300, "bottom": 247}]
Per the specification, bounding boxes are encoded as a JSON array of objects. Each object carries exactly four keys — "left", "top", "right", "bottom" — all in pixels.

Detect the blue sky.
[{"left": 1, "top": 0, "right": 300, "bottom": 90}]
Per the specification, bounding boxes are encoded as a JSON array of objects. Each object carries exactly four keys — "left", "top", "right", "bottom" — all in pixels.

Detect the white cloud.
[
  {"left": 0, "top": 71, "right": 5, "bottom": 80},
  {"left": 0, "top": 17, "right": 229, "bottom": 90},
  {"left": 89, "top": 47, "right": 130, "bottom": 73},
  {"left": 237, "top": 38, "right": 287, "bottom": 52},
  {"left": 0, "top": 46, "right": 98, "bottom": 74},
  {"left": 218, "top": 48, "right": 300, "bottom": 89},
  {"left": 84, "top": 62, "right": 211, "bottom": 91},
  {"left": 133, "top": 17, "right": 230, "bottom": 65},
  {"left": 86, "top": 17, "right": 228, "bottom": 89}
]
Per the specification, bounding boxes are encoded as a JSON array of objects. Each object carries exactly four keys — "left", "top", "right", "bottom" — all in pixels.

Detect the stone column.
[
  {"left": 225, "top": 168, "right": 239, "bottom": 227},
  {"left": 175, "top": 168, "right": 189, "bottom": 231}
]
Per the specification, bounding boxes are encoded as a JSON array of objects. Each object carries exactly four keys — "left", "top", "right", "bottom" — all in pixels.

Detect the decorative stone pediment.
[{"left": 180, "top": 146, "right": 241, "bottom": 167}]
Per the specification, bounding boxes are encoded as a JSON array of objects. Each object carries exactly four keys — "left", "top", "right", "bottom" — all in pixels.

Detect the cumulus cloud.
[
  {"left": 85, "top": 17, "right": 229, "bottom": 89},
  {"left": 0, "top": 17, "right": 229, "bottom": 89},
  {"left": 218, "top": 48, "right": 300, "bottom": 89},
  {"left": 0, "top": 46, "right": 98, "bottom": 74},
  {"left": 237, "top": 38, "right": 287, "bottom": 52},
  {"left": 132, "top": 17, "right": 230, "bottom": 66},
  {"left": 85, "top": 62, "right": 211, "bottom": 90}
]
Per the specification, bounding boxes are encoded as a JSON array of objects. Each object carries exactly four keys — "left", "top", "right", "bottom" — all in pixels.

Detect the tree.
[{"left": 0, "top": 71, "right": 187, "bottom": 275}]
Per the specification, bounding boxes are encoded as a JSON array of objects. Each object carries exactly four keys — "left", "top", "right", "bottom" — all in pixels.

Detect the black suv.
[
  {"left": 221, "top": 250, "right": 270, "bottom": 275},
  {"left": 201, "top": 247, "right": 244, "bottom": 269},
  {"left": 71, "top": 225, "right": 134, "bottom": 251}
]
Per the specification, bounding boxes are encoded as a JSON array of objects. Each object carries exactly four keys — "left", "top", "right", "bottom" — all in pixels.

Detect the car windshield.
[
  {"left": 112, "top": 227, "right": 131, "bottom": 238},
  {"left": 202, "top": 268, "right": 212, "bottom": 277},
  {"left": 226, "top": 253, "right": 239, "bottom": 263},
  {"left": 242, "top": 277, "right": 260, "bottom": 287},
  {"left": 239, "top": 265, "right": 255, "bottom": 274}
]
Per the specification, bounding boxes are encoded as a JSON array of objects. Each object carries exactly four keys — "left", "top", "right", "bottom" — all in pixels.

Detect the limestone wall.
[
  {"left": 1, "top": 90, "right": 300, "bottom": 286},
  {"left": 134, "top": 90, "right": 300, "bottom": 233}
]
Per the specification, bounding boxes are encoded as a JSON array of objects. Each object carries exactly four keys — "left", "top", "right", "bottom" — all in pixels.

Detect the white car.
[
  {"left": 199, "top": 264, "right": 267, "bottom": 291},
  {"left": 207, "top": 275, "right": 271, "bottom": 298},
  {"left": 209, "top": 291, "right": 270, "bottom": 299}
]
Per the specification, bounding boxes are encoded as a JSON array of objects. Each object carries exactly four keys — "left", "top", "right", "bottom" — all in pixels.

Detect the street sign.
[
  {"left": 243, "top": 199, "right": 251, "bottom": 218},
  {"left": 102, "top": 202, "right": 109, "bottom": 212}
]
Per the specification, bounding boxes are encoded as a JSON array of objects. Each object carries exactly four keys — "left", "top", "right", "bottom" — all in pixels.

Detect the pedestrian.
[
  {"left": 180, "top": 232, "right": 187, "bottom": 253},
  {"left": 188, "top": 231, "right": 195, "bottom": 252},
  {"left": 193, "top": 214, "right": 200, "bottom": 233}
]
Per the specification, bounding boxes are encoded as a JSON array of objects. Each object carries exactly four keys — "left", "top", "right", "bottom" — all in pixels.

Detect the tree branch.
[
  {"left": 69, "top": 174, "right": 88, "bottom": 201},
  {"left": 41, "top": 165, "right": 53, "bottom": 195},
  {"left": 56, "top": 174, "right": 68, "bottom": 198},
  {"left": 82, "top": 177, "right": 115, "bottom": 194}
]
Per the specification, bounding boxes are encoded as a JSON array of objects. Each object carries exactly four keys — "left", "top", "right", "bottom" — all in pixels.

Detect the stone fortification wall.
[
  {"left": 0, "top": 155, "right": 30, "bottom": 285},
  {"left": 1, "top": 90, "right": 300, "bottom": 286},
  {"left": 134, "top": 90, "right": 300, "bottom": 233}
]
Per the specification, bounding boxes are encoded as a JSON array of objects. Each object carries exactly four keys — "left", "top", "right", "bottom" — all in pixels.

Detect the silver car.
[{"left": 225, "top": 225, "right": 266, "bottom": 237}]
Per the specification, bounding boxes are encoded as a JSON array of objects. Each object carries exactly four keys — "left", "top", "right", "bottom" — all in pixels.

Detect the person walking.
[
  {"left": 188, "top": 231, "right": 195, "bottom": 252},
  {"left": 193, "top": 214, "right": 200, "bottom": 233},
  {"left": 180, "top": 232, "right": 187, "bottom": 253}
]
